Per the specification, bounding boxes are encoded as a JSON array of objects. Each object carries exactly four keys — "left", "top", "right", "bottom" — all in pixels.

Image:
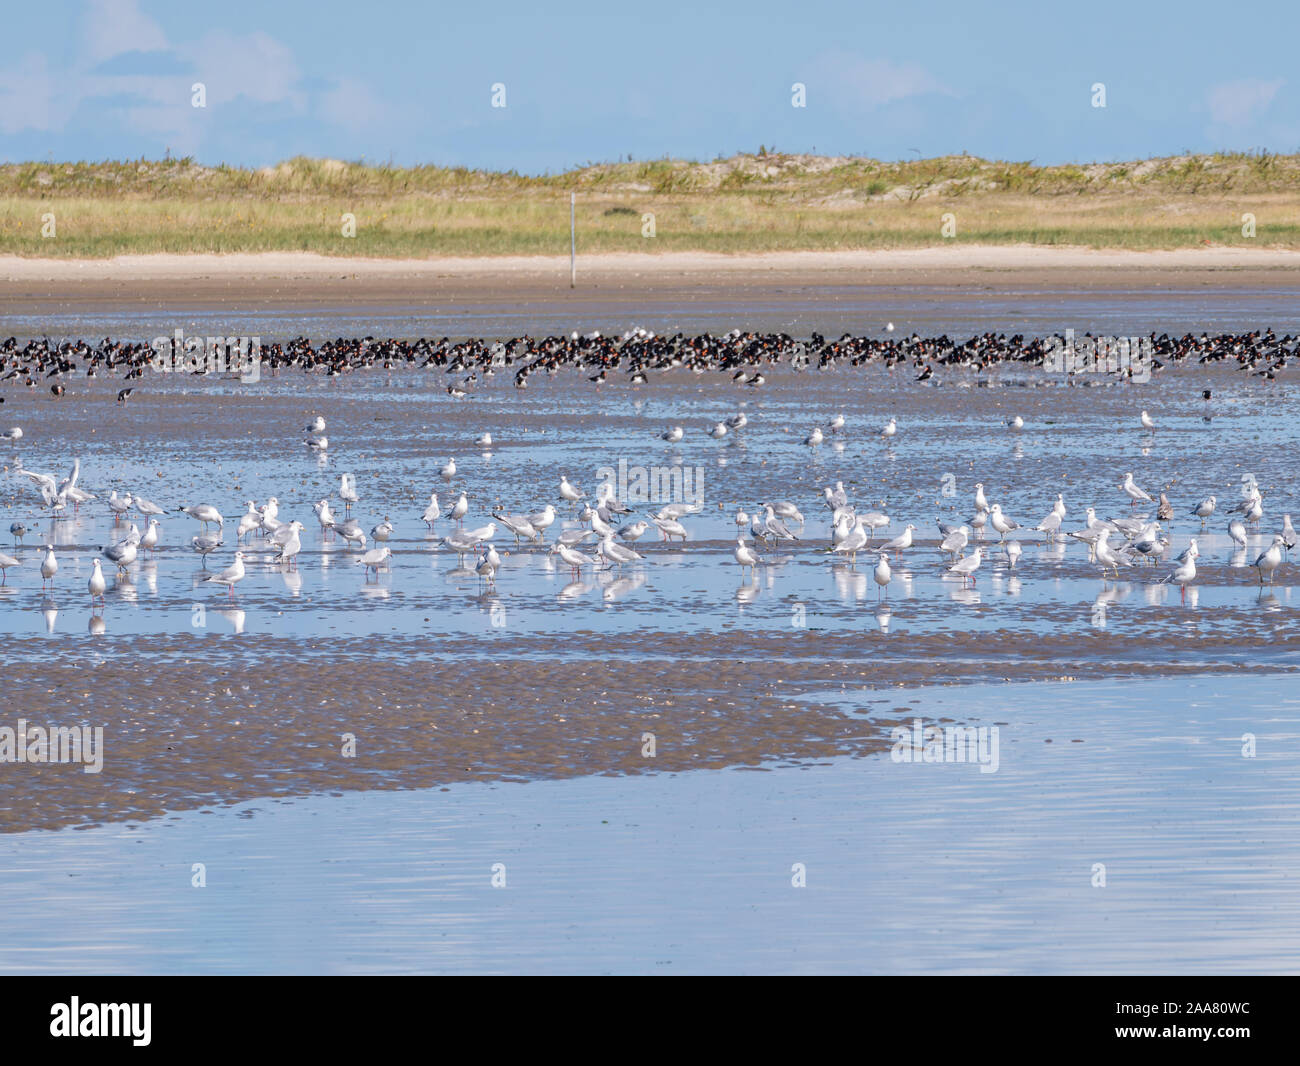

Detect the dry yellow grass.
[{"left": 1, "top": 152, "right": 1298, "bottom": 257}]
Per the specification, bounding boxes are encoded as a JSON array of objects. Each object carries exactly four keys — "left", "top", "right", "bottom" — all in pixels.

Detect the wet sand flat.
[
  {"left": 3, "top": 672, "right": 1297, "bottom": 974},
  {"left": 4, "top": 248, "right": 1300, "bottom": 329},
  {"left": 1, "top": 359, "right": 1296, "bottom": 834}
]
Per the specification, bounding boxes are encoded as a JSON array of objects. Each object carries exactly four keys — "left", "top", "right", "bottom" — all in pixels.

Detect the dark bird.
[{"left": 117, "top": 388, "right": 134, "bottom": 404}]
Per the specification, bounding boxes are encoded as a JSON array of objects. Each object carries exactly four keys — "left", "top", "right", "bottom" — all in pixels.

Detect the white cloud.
[
  {"left": 81, "top": 0, "right": 168, "bottom": 63},
  {"left": 180, "top": 31, "right": 305, "bottom": 109},
  {"left": 820, "top": 53, "right": 953, "bottom": 108},
  {"left": 318, "top": 77, "right": 388, "bottom": 133},
  {"left": 0, "top": 52, "right": 59, "bottom": 134},
  {"left": 1207, "top": 78, "right": 1284, "bottom": 126}
]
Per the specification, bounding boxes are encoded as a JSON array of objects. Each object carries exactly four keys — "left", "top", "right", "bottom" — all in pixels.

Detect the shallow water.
[
  {"left": 2, "top": 336, "right": 1298, "bottom": 970},
  {"left": 7, "top": 285, "right": 1300, "bottom": 339},
  {"left": 2, "top": 672, "right": 1296, "bottom": 975},
  {"left": 2, "top": 364, "right": 1295, "bottom": 653}
]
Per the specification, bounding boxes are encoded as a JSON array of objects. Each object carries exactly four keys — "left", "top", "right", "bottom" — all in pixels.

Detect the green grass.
[{"left": 3, "top": 152, "right": 1300, "bottom": 257}]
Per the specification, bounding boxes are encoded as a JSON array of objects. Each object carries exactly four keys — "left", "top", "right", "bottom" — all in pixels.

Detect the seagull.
[
  {"left": 553, "top": 542, "right": 596, "bottom": 576},
  {"left": 947, "top": 546, "right": 982, "bottom": 587},
  {"left": 449, "top": 493, "right": 468, "bottom": 525},
  {"left": 1161, "top": 538, "right": 1198, "bottom": 598},
  {"left": 1006, "top": 540, "right": 1022, "bottom": 570},
  {"left": 761, "top": 505, "right": 800, "bottom": 543},
  {"left": 1, "top": 427, "right": 22, "bottom": 441},
  {"left": 440, "top": 458, "right": 457, "bottom": 481},
  {"left": 100, "top": 536, "right": 138, "bottom": 575},
  {"left": 336, "top": 522, "right": 368, "bottom": 549},
  {"left": 989, "top": 504, "right": 1021, "bottom": 541},
  {"left": 495, "top": 512, "right": 540, "bottom": 544},
  {"left": 734, "top": 537, "right": 761, "bottom": 576},
  {"left": 179, "top": 504, "right": 224, "bottom": 530},
  {"left": 829, "top": 522, "right": 869, "bottom": 566},
  {"left": 135, "top": 495, "right": 166, "bottom": 518},
  {"left": 1229, "top": 519, "right": 1248, "bottom": 548},
  {"left": 1140, "top": 410, "right": 1156, "bottom": 432},
  {"left": 660, "top": 426, "right": 684, "bottom": 443},
  {"left": 1034, "top": 512, "right": 1062, "bottom": 541},
  {"left": 873, "top": 553, "right": 892, "bottom": 598},
  {"left": 358, "top": 545, "right": 392, "bottom": 578},
  {"left": 107, "top": 491, "right": 133, "bottom": 521},
  {"left": 768, "top": 501, "right": 804, "bottom": 526},
  {"left": 824, "top": 481, "right": 849, "bottom": 512},
  {"left": 652, "top": 516, "right": 688, "bottom": 542},
  {"left": 1282, "top": 514, "right": 1297, "bottom": 556},
  {"left": 0, "top": 551, "right": 19, "bottom": 584},
  {"left": 88, "top": 559, "right": 107, "bottom": 606},
  {"left": 140, "top": 518, "right": 160, "bottom": 557},
  {"left": 829, "top": 413, "right": 846, "bottom": 434},
  {"left": 475, "top": 432, "right": 493, "bottom": 448},
  {"left": 306, "top": 435, "right": 329, "bottom": 451},
  {"left": 370, "top": 517, "right": 394, "bottom": 542},
  {"left": 708, "top": 422, "right": 728, "bottom": 440},
  {"left": 442, "top": 530, "right": 478, "bottom": 557},
  {"left": 973, "top": 483, "right": 990, "bottom": 515},
  {"left": 1157, "top": 492, "right": 1175, "bottom": 521},
  {"left": 421, "top": 493, "right": 441, "bottom": 529},
  {"left": 1190, "top": 496, "right": 1216, "bottom": 525},
  {"left": 9, "top": 522, "right": 26, "bottom": 546},
  {"left": 556, "top": 527, "right": 596, "bottom": 548},
  {"left": 204, "top": 551, "right": 246, "bottom": 598},
  {"left": 560, "top": 475, "right": 585, "bottom": 507},
  {"left": 275, "top": 521, "right": 305, "bottom": 569},
  {"left": 1006, "top": 415, "right": 1024, "bottom": 430},
  {"left": 1131, "top": 522, "right": 1167, "bottom": 564},
  {"left": 259, "top": 498, "right": 282, "bottom": 536},
  {"left": 881, "top": 524, "right": 916, "bottom": 558},
  {"left": 528, "top": 503, "right": 556, "bottom": 536},
  {"left": 859, "top": 510, "right": 891, "bottom": 540},
  {"left": 475, "top": 544, "right": 502, "bottom": 585},
  {"left": 339, "top": 473, "right": 359, "bottom": 514},
  {"left": 192, "top": 532, "right": 222, "bottom": 567},
  {"left": 1253, "top": 534, "right": 1285, "bottom": 585},
  {"left": 804, "top": 426, "right": 824, "bottom": 446},
  {"left": 726, "top": 413, "right": 748, "bottom": 431},
  {"left": 306, "top": 416, "right": 326, "bottom": 434},
  {"left": 617, "top": 520, "right": 649, "bottom": 543},
  {"left": 315, "top": 499, "right": 338, "bottom": 539},
  {"left": 462, "top": 521, "right": 496, "bottom": 543},
  {"left": 657, "top": 502, "right": 702, "bottom": 520},
  {"left": 881, "top": 417, "right": 897, "bottom": 440},
  {"left": 40, "top": 545, "right": 57, "bottom": 587},
  {"left": 1094, "top": 531, "right": 1132, "bottom": 580},
  {"left": 939, "top": 524, "right": 969, "bottom": 561},
  {"left": 236, "top": 502, "right": 261, "bottom": 543},
  {"left": 1122, "top": 472, "right": 1154, "bottom": 508},
  {"left": 597, "top": 535, "right": 642, "bottom": 570}
]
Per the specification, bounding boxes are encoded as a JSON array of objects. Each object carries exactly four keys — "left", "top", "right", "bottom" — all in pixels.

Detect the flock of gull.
[
  {"left": 0, "top": 328, "right": 1294, "bottom": 402},
  {"left": 1, "top": 407, "right": 1293, "bottom": 611}
]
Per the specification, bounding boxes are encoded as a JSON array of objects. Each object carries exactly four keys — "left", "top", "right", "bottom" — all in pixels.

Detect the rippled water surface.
[
  {"left": 2, "top": 306, "right": 1298, "bottom": 972},
  {"left": 1, "top": 673, "right": 1296, "bottom": 974}
]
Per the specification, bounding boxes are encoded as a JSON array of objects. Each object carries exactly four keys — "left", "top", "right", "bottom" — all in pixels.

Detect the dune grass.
[{"left": 2, "top": 152, "right": 1299, "bottom": 258}]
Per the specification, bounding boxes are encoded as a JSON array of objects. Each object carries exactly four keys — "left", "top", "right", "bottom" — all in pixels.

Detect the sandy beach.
[{"left": 4, "top": 247, "right": 1300, "bottom": 312}]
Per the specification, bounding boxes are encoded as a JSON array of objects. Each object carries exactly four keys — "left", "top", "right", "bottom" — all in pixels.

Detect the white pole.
[{"left": 570, "top": 192, "right": 576, "bottom": 288}]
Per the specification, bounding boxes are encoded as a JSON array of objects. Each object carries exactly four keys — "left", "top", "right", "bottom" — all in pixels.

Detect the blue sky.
[{"left": 0, "top": 0, "right": 1296, "bottom": 172}]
